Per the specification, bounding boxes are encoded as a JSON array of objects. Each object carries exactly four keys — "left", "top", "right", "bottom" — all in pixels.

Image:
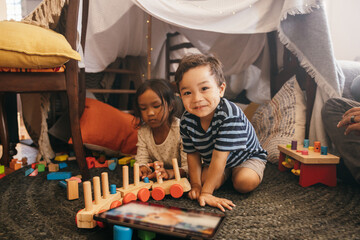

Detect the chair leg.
[
  {"left": 0, "top": 93, "right": 10, "bottom": 167},
  {"left": 67, "top": 91, "right": 91, "bottom": 181}
]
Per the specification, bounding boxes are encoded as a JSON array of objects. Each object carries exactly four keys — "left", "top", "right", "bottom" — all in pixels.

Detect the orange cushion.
[{"left": 69, "top": 98, "right": 138, "bottom": 156}]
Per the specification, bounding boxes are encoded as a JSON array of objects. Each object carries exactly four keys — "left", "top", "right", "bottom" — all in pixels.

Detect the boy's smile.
[{"left": 179, "top": 65, "right": 226, "bottom": 123}]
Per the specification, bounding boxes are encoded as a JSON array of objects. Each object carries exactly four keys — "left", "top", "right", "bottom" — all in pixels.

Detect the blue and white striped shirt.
[{"left": 180, "top": 98, "right": 267, "bottom": 168}]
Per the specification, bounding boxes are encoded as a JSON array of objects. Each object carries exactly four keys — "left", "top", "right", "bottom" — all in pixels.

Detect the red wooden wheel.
[
  {"left": 170, "top": 184, "right": 183, "bottom": 198},
  {"left": 123, "top": 192, "right": 137, "bottom": 204},
  {"left": 137, "top": 188, "right": 150, "bottom": 202},
  {"left": 152, "top": 187, "right": 165, "bottom": 201},
  {"left": 110, "top": 200, "right": 122, "bottom": 209},
  {"left": 96, "top": 209, "right": 107, "bottom": 228}
]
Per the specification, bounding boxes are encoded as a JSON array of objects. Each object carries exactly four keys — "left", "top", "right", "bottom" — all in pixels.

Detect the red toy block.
[
  {"left": 278, "top": 152, "right": 288, "bottom": 172},
  {"left": 86, "top": 157, "right": 96, "bottom": 169},
  {"left": 0, "top": 173, "right": 5, "bottom": 179},
  {"left": 299, "top": 164, "right": 337, "bottom": 187}
]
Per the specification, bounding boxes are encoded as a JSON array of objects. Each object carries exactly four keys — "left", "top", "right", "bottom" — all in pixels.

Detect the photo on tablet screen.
[{"left": 94, "top": 201, "right": 225, "bottom": 239}]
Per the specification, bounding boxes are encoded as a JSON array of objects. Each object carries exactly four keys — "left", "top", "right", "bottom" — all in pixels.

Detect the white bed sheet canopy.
[{"left": 85, "top": 0, "right": 344, "bottom": 145}]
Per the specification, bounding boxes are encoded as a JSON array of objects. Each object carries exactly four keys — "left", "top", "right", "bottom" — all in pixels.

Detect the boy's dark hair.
[
  {"left": 174, "top": 54, "right": 225, "bottom": 90},
  {"left": 133, "top": 79, "right": 177, "bottom": 127}
]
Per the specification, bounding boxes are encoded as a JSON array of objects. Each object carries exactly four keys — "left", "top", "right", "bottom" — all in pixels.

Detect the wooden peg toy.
[{"left": 151, "top": 158, "right": 191, "bottom": 200}]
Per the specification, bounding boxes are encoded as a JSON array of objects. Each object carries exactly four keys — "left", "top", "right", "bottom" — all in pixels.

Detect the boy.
[{"left": 175, "top": 54, "right": 267, "bottom": 212}]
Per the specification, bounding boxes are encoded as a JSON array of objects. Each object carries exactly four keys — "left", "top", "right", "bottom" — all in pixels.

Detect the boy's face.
[{"left": 179, "top": 65, "right": 226, "bottom": 120}]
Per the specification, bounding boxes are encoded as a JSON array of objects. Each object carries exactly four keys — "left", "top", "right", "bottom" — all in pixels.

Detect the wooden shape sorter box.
[{"left": 278, "top": 144, "right": 340, "bottom": 187}]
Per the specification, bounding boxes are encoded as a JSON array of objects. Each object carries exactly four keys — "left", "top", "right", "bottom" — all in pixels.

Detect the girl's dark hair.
[
  {"left": 175, "top": 54, "right": 225, "bottom": 91},
  {"left": 133, "top": 79, "right": 177, "bottom": 127}
]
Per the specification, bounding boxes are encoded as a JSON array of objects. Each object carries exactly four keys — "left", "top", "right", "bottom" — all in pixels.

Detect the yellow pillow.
[{"left": 0, "top": 21, "right": 81, "bottom": 68}]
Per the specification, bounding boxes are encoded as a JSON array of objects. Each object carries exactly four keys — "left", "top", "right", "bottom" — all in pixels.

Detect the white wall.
[
  {"left": 0, "top": 0, "right": 7, "bottom": 20},
  {"left": 324, "top": 0, "right": 360, "bottom": 61}
]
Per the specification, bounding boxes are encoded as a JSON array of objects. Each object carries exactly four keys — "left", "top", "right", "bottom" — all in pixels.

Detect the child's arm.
[
  {"left": 187, "top": 152, "right": 203, "bottom": 200},
  {"left": 199, "top": 150, "right": 235, "bottom": 212},
  {"left": 136, "top": 130, "right": 153, "bottom": 179}
]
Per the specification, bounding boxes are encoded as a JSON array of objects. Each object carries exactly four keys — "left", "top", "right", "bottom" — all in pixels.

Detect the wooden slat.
[
  {"left": 87, "top": 89, "right": 136, "bottom": 94},
  {"left": 0, "top": 72, "right": 66, "bottom": 92}
]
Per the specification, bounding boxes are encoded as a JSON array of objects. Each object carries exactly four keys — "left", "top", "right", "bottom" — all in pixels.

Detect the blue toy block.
[
  {"left": 58, "top": 181, "right": 67, "bottom": 188},
  {"left": 47, "top": 172, "right": 72, "bottom": 180},
  {"left": 143, "top": 177, "right": 150, "bottom": 183},
  {"left": 110, "top": 184, "right": 117, "bottom": 194},
  {"left": 109, "top": 162, "right": 117, "bottom": 171},
  {"left": 303, "top": 139, "right": 309, "bottom": 148},
  {"left": 25, "top": 168, "right": 34, "bottom": 176},
  {"left": 321, "top": 146, "right": 328, "bottom": 155},
  {"left": 114, "top": 225, "right": 133, "bottom": 240},
  {"left": 138, "top": 229, "right": 156, "bottom": 240},
  {"left": 59, "top": 162, "right": 68, "bottom": 169}
]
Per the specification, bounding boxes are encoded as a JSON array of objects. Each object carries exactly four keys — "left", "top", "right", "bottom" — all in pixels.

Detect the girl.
[{"left": 133, "top": 79, "right": 188, "bottom": 180}]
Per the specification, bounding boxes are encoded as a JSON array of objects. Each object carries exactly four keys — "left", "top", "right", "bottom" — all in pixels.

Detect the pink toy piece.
[
  {"left": 301, "top": 150, "right": 308, "bottom": 155},
  {"left": 67, "top": 176, "right": 82, "bottom": 183}
]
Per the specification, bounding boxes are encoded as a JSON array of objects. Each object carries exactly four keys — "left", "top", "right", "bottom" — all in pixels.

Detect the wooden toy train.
[{"left": 76, "top": 158, "right": 191, "bottom": 228}]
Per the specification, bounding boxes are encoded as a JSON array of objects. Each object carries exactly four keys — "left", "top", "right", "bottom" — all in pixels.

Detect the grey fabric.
[
  {"left": 351, "top": 75, "right": 360, "bottom": 102},
  {"left": 278, "top": 1, "right": 345, "bottom": 146},
  {"left": 337, "top": 60, "right": 360, "bottom": 100},
  {"left": 322, "top": 98, "right": 360, "bottom": 184}
]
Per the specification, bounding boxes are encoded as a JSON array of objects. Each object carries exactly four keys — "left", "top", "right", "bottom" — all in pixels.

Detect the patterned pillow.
[{"left": 251, "top": 77, "right": 306, "bottom": 163}]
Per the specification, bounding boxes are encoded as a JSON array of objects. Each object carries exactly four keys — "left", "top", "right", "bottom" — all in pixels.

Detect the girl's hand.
[
  {"left": 188, "top": 183, "right": 201, "bottom": 200},
  {"left": 139, "top": 165, "right": 152, "bottom": 179},
  {"left": 337, "top": 107, "right": 360, "bottom": 135},
  {"left": 147, "top": 161, "right": 171, "bottom": 179},
  {"left": 198, "top": 193, "right": 235, "bottom": 212}
]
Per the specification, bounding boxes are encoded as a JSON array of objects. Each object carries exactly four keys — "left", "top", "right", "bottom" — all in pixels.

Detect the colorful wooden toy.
[
  {"left": 54, "top": 154, "right": 69, "bottom": 161},
  {"left": 314, "top": 141, "right": 321, "bottom": 152},
  {"left": 278, "top": 143, "right": 339, "bottom": 187},
  {"left": 77, "top": 158, "right": 191, "bottom": 229},
  {"left": 114, "top": 225, "right": 133, "bottom": 240},
  {"left": 76, "top": 172, "right": 122, "bottom": 228},
  {"left": 47, "top": 172, "right": 72, "bottom": 180},
  {"left": 118, "top": 156, "right": 133, "bottom": 165},
  {"left": 66, "top": 179, "right": 79, "bottom": 200},
  {"left": 303, "top": 139, "right": 309, "bottom": 148},
  {"left": 151, "top": 158, "right": 191, "bottom": 200},
  {"left": 48, "top": 163, "right": 59, "bottom": 172},
  {"left": 118, "top": 163, "right": 153, "bottom": 202}
]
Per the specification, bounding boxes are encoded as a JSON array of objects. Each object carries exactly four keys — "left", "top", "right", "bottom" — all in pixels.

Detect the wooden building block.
[
  {"left": 48, "top": 163, "right": 59, "bottom": 172},
  {"left": 47, "top": 172, "right": 72, "bottom": 180},
  {"left": 67, "top": 179, "right": 79, "bottom": 200},
  {"left": 55, "top": 154, "right": 69, "bottom": 161}
]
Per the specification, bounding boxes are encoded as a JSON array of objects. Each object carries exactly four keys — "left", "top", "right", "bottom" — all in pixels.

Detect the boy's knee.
[{"left": 232, "top": 169, "right": 260, "bottom": 193}]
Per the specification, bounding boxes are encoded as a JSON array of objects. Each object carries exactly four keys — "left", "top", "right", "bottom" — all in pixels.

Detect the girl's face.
[{"left": 138, "top": 89, "right": 169, "bottom": 129}]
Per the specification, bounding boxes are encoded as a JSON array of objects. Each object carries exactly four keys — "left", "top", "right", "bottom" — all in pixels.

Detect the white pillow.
[{"left": 251, "top": 76, "right": 306, "bottom": 163}]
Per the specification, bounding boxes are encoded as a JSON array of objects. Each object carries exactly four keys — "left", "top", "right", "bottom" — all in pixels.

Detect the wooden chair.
[{"left": 0, "top": 0, "right": 91, "bottom": 180}]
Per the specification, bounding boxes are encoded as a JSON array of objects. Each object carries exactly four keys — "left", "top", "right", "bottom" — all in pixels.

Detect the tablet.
[{"left": 93, "top": 201, "right": 225, "bottom": 239}]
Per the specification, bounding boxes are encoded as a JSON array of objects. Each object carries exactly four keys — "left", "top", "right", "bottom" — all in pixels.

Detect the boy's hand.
[
  {"left": 188, "top": 183, "right": 201, "bottom": 200},
  {"left": 198, "top": 193, "right": 235, "bottom": 212},
  {"left": 139, "top": 165, "right": 152, "bottom": 179}
]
